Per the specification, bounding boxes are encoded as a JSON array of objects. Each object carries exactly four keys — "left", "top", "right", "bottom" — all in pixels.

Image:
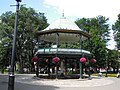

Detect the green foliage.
[
  {"left": 112, "top": 14, "right": 120, "bottom": 49},
  {"left": 112, "top": 14, "right": 120, "bottom": 69},
  {"left": 75, "top": 15, "right": 110, "bottom": 67},
  {"left": 0, "top": 7, "right": 119, "bottom": 73},
  {"left": 0, "top": 12, "right": 13, "bottom": 69},
  {"left": 0, "top": 7, "right": 48, "bottom": 72},
  {"left": 107, "top": 49, "right": 119, "bottom": 68}
]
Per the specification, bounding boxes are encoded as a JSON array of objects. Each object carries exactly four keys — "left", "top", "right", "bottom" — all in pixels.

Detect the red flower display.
[
  {"left": 80, "top": 57, "right": 86, "bottom": 63},
  {"left": 32, "top": 56, "right": 38, "bottom": 62},
  {"left": 52, "top": 57, "right": 60, "bottom": 63},
  {"left": 91, "top": 59, "right": 96, "bottom": 63}
]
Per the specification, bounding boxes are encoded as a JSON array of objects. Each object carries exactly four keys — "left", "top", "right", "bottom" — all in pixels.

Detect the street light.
[{"left": 8, "top": 0, "right": 21, "bottom": 90}]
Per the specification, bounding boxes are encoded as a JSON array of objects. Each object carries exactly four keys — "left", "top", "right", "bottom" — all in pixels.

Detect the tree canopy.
[
  {"left": 0, "top": 6, "right": 48, "bottom": 72},
  {"left": 75, "top": 15, "right": 110, "bottom": 67},
  {"left": 112, "top": 14, "right": 120, "bottom": 49},
  {"left": 0, "top": 7, "right": 119, "bottom": 73}
]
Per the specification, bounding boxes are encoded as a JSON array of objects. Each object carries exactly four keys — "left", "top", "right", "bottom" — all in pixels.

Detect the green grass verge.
[{"left": 92, "top": 73, "right": 117, "bottom": 77}]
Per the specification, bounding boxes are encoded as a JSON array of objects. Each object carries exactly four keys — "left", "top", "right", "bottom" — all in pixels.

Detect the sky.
[{"left": 0, "top": 0, "right": 120, "bottom": 49}]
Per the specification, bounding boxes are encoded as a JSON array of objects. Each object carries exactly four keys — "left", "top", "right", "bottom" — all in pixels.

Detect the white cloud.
[
  {"left": 43, "top": 0, "right": 119, "bottom": 49},
  {"left": 43, "top": 0, "right": 120, "bottom": 23},
  {"left": 107, "top": 40, "right": 116, "bottom": 49},
  {"left": 107, "top": 30, "right": 116, "bottom": 49}
]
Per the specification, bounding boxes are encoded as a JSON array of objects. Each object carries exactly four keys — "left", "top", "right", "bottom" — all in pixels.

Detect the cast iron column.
[
  {"left": 8, "top": 0, "right": 21, "bottom": 90},
  {"left": 56, "top": 33, "right": 59, "bottom": 79},
  {"left": 79, "top": 62, "right": 82, "bottom": 79},
  {"left": 79, "top": 35, "right": 82, "bottom": 79},
  {"left": 88, "top": 58, "right": 91, "bottom": 80},
  {"left": 88, "top": 38, "right": 91, "bottom": 80}
]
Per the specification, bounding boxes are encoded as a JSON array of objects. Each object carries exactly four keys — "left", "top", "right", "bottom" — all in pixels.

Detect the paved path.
[
  {"left": 16, "top": 74, "right": 114, "bottom": 87},
  {"left": 0, "top": 74, "right": 120, "bottom": 90}
]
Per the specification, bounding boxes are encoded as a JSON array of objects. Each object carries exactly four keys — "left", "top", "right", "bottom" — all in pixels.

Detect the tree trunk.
[
  {"left": 113, "top": 67, "right": 116, "bottom": 73},
  {"left": 19, "top": 55, "right": 23, "bottom": 73}
]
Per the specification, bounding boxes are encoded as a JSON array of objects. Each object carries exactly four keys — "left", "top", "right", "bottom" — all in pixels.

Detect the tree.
[
  {"left": 107, "top": 49, "right": 119, "bottom": 73},
  {"left": 0, "top": 7, "right": 49, "bottom": 73},
  {"left": 16, "top": 6, "right": 48, "bottom": 73},
  {"left": 0, "top": 11, "right": 13, "bottom": 72},
  {"left": 112, "top": 14, "right": 120, "bottom": 49},
  {"left": 75, "top": 15, "right": 110, "bottom": 67},
  {"left": 112, "top": 14, "right": 120, "bottom": 71}
]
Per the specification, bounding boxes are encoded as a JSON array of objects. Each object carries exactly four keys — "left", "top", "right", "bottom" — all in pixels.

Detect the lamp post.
[{"left": 8, "top": 0, "right": 21, "bottom": 90}]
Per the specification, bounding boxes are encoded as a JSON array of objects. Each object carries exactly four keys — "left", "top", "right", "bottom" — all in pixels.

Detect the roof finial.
[{"left": 62, "top": 9, "right": 64, "bottom": 17}]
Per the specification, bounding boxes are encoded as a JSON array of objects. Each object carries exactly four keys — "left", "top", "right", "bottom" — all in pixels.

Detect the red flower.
[
  {"left": 80, "top": 57, "right": 86, "bottom": 63},
  {"left": 52, "top": 57, "right": 60, "bottom": 63},
  {"left": 91, "top": 59, "right": 96, "bottom": 63},
  {"left": 32, "top": 57, "right": 38, "bottom": 62}
]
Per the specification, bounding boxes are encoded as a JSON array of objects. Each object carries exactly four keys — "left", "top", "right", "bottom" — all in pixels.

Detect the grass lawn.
[{"left": 92, "top": 73, "right": 117, "bottom": 77}]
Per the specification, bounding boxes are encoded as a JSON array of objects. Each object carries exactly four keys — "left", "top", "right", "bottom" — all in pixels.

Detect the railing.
[{"left": 36, "top": 48, "right": 90, "bottom": 55}]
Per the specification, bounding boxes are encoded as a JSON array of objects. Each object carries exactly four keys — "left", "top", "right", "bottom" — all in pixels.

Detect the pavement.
[
  {"left": 0, "top": 73, "right": 120, "bottom": 90},
  {"left": 15, "top": 74, "right": 114, "bottom": 87}
]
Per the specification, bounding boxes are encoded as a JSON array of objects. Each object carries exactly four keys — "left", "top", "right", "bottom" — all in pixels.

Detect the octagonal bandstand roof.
[
  {"left": 44, "top": 17, "right": 81, "bottom": 31},
  {"left": 37, "top": 16, "right": 91, "bottom": 43}
]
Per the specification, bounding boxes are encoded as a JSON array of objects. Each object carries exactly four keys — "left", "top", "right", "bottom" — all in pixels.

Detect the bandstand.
[{"left": 35, "top": 15, "right": 92, "bottom": 79}]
